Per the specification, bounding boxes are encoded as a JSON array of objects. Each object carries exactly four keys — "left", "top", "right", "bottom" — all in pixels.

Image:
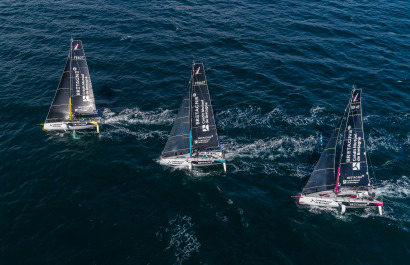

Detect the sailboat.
[
  {"left": 296, "top": 86, "right": 383, "bottom": 215},
  {"left": 43, "top": 39, "right": 102, "bottom": 134},
  {"left": 157, "top": 62, "right": 226, "bottom": 171}
]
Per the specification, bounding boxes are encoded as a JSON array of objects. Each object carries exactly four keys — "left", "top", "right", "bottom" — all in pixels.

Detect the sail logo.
[
  {"left": 353, "top": 93, "right": 359, "bottom": 102},
  {"left": 345, "top": 125, "right": 353, "bottom": 162},
  {"left": 202, "top": 125, "right": 209, "bottom": 132},
  {"left": 195, "top": 67, "right": 200, "bottom": 75},
  {"left": 343, "top": 175, "right": 363, "bottom": 184},
  {"left": 74, "top": 44, "right": 79, "bottom": 50},
  {"left": 309, "top": 198, "right": 332, "bottom": 205},
  {"left": 193, "top": 93, "right": 200, "bottom": 125},
  {"left": 83, "top": 96, "right": 90, "bottom": 102},
  {"left": 353, "top": 162, "right": 360, "bottom": 171},
  {"left": 194, "top": 135, "right": 213, "bottom": 144},
  {"left": 73, "top": 67, "right": 80, "bottom": 95}
]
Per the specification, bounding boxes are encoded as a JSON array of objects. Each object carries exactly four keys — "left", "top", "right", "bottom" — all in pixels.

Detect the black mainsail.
[
  {"left": 69, "top": 40, "right": 97, "bottom": 118},
  {"left": 45, "top": 40, "right": 96, "bottom": 123},
  {"left": 337, "top": 87, "right": 370, "bottom": 190},
  {"left": 162, "top": 63, "right": 219, "bottom": 158},
  {"left": 190, "top": 63, "right": 219, "bottom": 150},
  {"left": 302, "top": 112, "right": 345, "bottom": 194}
]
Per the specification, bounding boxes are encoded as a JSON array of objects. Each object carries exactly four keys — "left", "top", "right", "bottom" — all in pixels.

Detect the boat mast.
[
  {"left": 69, "top": 38, "right": 73, "bottom": 121},
  {"left": 335, "top": 87, "right": 355, "bottom": 194},
  {"left": 357, "top": 87, "right": 371, "bottom": 188},
  {"left": 189, "top": 61, "right": 194, "bottom": 157},
  {"left": 334, "top": 104, "right": 349, "bottom": 195}
]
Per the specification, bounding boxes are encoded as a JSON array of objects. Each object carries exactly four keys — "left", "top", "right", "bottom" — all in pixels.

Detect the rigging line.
[
  {"left": 366, "top": 135, "right": 378, "bottom": 187},
  {"left": 334, "top": 90, "right": 352, "bottom": 194}
]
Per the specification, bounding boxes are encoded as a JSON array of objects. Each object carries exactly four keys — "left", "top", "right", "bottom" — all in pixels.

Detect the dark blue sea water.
[{"left": 0, "top": 0, "right": 409, "bottom": 264}]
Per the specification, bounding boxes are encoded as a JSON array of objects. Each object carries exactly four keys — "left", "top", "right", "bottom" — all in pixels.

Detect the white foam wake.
[
  {"left": 216, "top": 105, "right": 334, "bottom": 130},
  {"left": 157, "top": 215, "right": 200, "bottom": 264},
  {"left": 373, "top": 175, "right": 410, "bottom": 199},
  {"left": 99, "top": 107, "right": 174, "bottom": 140},
  {"left": 103, "top": 107, "right": 174, "bottom": 125}
]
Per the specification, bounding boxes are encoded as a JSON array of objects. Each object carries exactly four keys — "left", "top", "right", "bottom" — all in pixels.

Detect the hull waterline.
[
  {"left": 157, "top": 151, "right": 226, "bottom": 171},
  {"left": 297, "top": 192, "right": 383, "bottom": 215},
  {"left": 43, "top": 121, "right": 100, "bottom": 131}
]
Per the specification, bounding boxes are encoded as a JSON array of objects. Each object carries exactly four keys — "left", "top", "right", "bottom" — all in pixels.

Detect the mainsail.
[
  {"left": 69, "top": 40, "right": 97, "bottom": 118},
  {"left": 162, "top": 83, "right": 191, "bottom": 157},
  {"left": 302, "top": 113, "right": 345, "bottom": 194},
  {"left": 45, "top": 40, "right": 96, "bottom": 123},
  {"left": 338, "top": 88, "right": 370, "bottom": 189},
  {"left": 190, "top": 63, "right": 219, "bottom": 150}
]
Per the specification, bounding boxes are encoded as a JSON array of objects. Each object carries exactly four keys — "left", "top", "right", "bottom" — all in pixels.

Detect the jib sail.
[
  {"left": 302, "top": 112, "right": 345, "bottom": 194},
  {"left": 162, "top": 83, "right": 191, "bottom": 157},
  {"left": 338, "top": 88, "right": 370, "bottom": 188},
  {"left": 45, "top": 57, "right": 71, "bottom": 123},
  {"left": 190, "top": 63, "right": 219, "bottom": 150}
]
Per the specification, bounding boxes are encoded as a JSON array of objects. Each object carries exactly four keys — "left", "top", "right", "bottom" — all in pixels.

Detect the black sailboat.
[
  {"left": 297, "top": 86, "right": 383, "bottom": 215},
  {"left": 43, "top": 39, "right": 102, "bottom": 133},
  {"left": 158, "top": 62, "right": 226, "bottom": 171}
]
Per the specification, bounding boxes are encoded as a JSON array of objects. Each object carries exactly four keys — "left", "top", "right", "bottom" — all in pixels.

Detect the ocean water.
[{"left": 0, "top": 0, "right": 409, "bottom": 264}]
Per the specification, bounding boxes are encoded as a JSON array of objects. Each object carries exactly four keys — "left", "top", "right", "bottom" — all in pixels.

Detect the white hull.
[
  {"left": 297, "top": 190, "right": 383, "bottom": 215},
  {"left": 157, "top": 150, "right": 226, "bottom": 171},
  {"left": 43, "top": 121, "right": 100, "bottom": 131}
]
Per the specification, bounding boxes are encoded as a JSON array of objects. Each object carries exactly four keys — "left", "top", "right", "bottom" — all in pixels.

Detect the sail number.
[{"left": 194, "top": 81, "right": 206, "bottom": 85}]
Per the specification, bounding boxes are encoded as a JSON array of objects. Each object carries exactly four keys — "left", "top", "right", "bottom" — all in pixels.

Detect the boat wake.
[
  {"left": 365, "top": 113, "right": 408, "bottom": 153},
  {"left": 373, "top": 175, "right": 410, "bottom": 199},
  {"left": 156, "top": 215, "right": 200, "bottom": 265},
  {"left": 224, "top": 135, "right": 317, "bottom": 160},
  {"left": 216, "top": 105, "right": 335, "bottom": 131},
  {"left": 100, "top": 107, "right": 174, "bottom": 140},
  {"left": 120, "top": 35, "right": 134, "bottom": 41},
  {"left": 222, "top": 135, "right": 316, "bottom": 175},
  {"left": 103, "top": 107, "right": 174, "bottom": 125}
]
